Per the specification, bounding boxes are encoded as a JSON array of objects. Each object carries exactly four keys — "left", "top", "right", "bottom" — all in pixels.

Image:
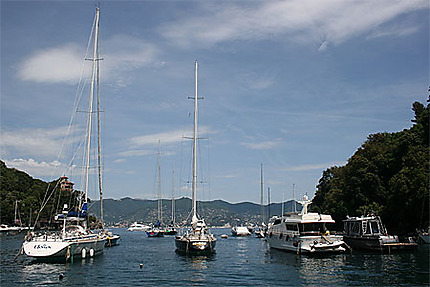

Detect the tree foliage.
[
  {"left": 312, "top": 101, "right": 429, "bottom": 235},
  {"left": 0, "top": 161, "right": 80, "bottom": 227}
]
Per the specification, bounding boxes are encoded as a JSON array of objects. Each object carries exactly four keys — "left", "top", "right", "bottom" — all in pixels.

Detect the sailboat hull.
[
  {"left": 23, "top": 235, "right": 105, "bottom": 260},
  {"left": 175, "top": 235, "right": 216, "bottom": 255}
]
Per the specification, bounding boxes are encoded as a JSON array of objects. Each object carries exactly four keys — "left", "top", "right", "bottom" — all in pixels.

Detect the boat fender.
[
  {"left": 279, "top": 233, "right": 283, "bottom": 239},
  {"left": 66, "top": 246, "right": 71, "bottom": 260},
  {"left": 89, "top": 248, "right": 94, "bottom": 257},
  {"left": 81, "top": 248, "right": 86, "bottom": 258}
]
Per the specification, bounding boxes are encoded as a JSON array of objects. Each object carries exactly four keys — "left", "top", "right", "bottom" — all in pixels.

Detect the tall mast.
[
  {"left": 95, "top": 7, "right": 103, "bottom": 229},
  {"left": 293, "top": 183, "right": 297, "bottom": 213},
  {"left": 268, "top": 187, "right": 271, "bottom": 220},
  {"left": 84, "top": 7, "right": 100, "bottom": 204},
  {"left": 281, "top": 189, "right": 285, "bottom": 216},
  {"left": 171, "top": 169, "right": 175, "bottom": 225},
  {"left": 260, "top": 163, "right": 264, "bottom": 225},
  {"left": 192, "top": 60, "right": 198, "bottom": 223},
  {"left": 157, "top": 140, "right": 162, "bottom": 224},
  {"left": 14, "top": 200, "right": 18, "bottom": 224}
]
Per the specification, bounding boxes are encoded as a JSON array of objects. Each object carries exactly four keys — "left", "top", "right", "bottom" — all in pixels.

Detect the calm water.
[{"left": 1, "top": 228, "right": 429, "bottom": 286}]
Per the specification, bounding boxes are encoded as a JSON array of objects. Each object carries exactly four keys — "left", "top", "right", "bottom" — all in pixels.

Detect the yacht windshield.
[{"left": 298, "top": 223, "right": 326, "bottom": 235}]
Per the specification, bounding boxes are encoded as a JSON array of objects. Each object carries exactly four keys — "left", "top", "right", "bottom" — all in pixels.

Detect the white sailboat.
[
  {"left": 1, "top": 201, "right": 25, "bottom": 233},
  {"left": 146, "top": 141, "right": 165, "bottom": 237},
  {"left": 175, "top": 61, "right": 216, "bottom": 255},
  {"left": 22, "top": 7, "right": 106, "bottom": 260}
]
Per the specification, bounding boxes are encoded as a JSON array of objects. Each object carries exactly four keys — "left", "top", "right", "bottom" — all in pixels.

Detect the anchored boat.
[
  {"left": 231, "top": 226, "right": 252, "bottom": 237},
  {"left": 175, "top": 61, "right": 216, "bottom": 255},
  {"left": 267, "top": 195, "right": 346, "bottom": 254},
  {"left": 22, "top": 7, "right": 107, "bottom": 261},
  {"left": 343, "top": 215, "right": 417, "bottom": 251}
]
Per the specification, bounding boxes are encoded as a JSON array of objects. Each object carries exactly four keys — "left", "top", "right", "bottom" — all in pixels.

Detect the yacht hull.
[
  {"left": 267, "top": 234, "right": 346, "bottom": 254},
  {"left": 343, "top": 235, "right": 417, "bottom": 251}
]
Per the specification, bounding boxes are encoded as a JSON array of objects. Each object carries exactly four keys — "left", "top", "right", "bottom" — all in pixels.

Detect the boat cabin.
[
  {"left": 269, "top": 214, "right": 334, "bottom": 236},
  {"left": 343, "top": 216, "right": 387, "bottom": 237}
]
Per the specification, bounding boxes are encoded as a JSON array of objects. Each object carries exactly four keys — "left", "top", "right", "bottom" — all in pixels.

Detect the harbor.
[
  {"left": 1, "top": 1, "right": 429, "bottom": 286},
  {"left": 2, "top": 228, "right": 429, "bottom": 286}
]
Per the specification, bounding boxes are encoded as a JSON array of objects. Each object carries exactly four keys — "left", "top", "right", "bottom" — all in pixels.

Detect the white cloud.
[
  {"left": 17, "top": 44, "right": 84, "bottom": 84},
  {"left": 4, "top": 158, "right": 65, "bottom": 177},
  {"left": 280, "top": 161, "right": 346, "bottom": 172},
  {"left": 116, "top": 149, "right": 154, "bottom": 157},
  {"left": 160, "top": 0, "right": 427, "bottom": 48},
  {"left": 128, "top": 126, "right": 214, "bottom": 148},
  {"left": 129, "top": 129, "right": 187, "bottom": 147},
  {"left": 241, "top": 138, "right": 282, "bottom": 150},
  {"left": 17, "top": 35, "right": 159, "bottom": 86},
  {"left": 102, "top": 35, "right": 159, "bottom": 86},
  {"left": 1, "top": 126, "right": 80, "bottom": 158}
]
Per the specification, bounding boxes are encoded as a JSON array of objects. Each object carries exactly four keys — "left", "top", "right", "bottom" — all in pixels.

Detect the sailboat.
[
  {"left": 164, "top": 170, "right": 177, "bottom": 235},
  {"left": 175, "top": 61, "right": 216, "bottom": 255},
  {"left": 0, "top": 201, "right": 27, "bottom": 233},
  {"left": 22, "top": 7, "right": 106, "bottom": 260},
  {"left": 146, "top": 141, "right": 165, "bottom": 237},
  {"left": 255, "top": 164, "right": 266, "bottom": 238}
]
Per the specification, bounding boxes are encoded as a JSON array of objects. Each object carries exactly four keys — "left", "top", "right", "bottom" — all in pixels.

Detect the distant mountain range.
[
  {"left": 89, "top": 197, "right": 301, "bottom": 227},
  {"left": 0, "top": 160, "right": 301, "bottom": 228}
]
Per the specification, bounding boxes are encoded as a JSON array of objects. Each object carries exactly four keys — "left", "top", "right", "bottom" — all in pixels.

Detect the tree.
[{"left": 311, "top": 100, "right": 429, "bottom": 234}]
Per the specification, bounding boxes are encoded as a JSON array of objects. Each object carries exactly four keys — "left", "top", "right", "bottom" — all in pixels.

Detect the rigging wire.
[{"left": 32, "top": 11, "right": 99, "bottom": 228}]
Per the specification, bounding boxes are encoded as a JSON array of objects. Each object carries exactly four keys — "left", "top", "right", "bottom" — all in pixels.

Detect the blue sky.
[{"left": 1, "top": 0, "right": 428, "bottom": 204}]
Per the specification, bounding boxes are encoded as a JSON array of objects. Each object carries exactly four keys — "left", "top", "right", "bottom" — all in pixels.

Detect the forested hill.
[
  {"left": 312, "top": 101, "right": 429, "bottom": 235},
  {"left": 0, "top": 161, "right": 48, "bottom": 226}
]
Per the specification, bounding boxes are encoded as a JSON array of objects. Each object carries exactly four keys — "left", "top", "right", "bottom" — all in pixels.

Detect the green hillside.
[{"left": 312, "top": 101, "right": 429, "bottom": 235}]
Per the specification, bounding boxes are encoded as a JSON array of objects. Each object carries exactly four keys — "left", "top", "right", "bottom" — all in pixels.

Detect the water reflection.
[
  {"left": 266, "top": 246, "right": 430, "bottom": 286},
  {"left": 21, "top": 262, "right": 69, "bottom": 285},
  {"left": 176, "top": 254, "right": 216, "bottom": 285}
]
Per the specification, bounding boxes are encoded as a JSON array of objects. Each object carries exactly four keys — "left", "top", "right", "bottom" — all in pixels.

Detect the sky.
[{"left": 1, "top": 0, "right": 428, "bottom": 205}]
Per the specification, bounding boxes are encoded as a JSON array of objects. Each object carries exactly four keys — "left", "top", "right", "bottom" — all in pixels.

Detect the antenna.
[{"left": 293, "top": 183, "right": 297, "bottom": 213}]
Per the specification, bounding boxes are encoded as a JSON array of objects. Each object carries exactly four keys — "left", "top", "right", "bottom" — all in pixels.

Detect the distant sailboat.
[
  {"left": 164, "top": 170, "right": 177, "bottom": 235},
  {"left": 22, "top": 7, "right": 106, "bottom": 260},
  {"left": 175, "top": 61, "right": 216, "bottom": 254},
  {"left": 255, "top": 163, "right": 266, "bottom": 238},
  {"left": 0, "top": 201, "right": 26, "bottom": 233},
  {"left": 147, "top": 141, "right": 165, "bottom": 237}
]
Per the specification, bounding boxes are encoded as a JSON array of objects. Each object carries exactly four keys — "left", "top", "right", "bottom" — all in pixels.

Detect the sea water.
[{"left": 1, "top": 228, "right": 429, "bottom": 286}]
